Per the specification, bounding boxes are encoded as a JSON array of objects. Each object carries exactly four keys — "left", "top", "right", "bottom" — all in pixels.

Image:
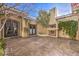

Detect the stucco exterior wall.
[
  {"left": 37, "top": 23, "right": 48, "bottom": 36},
  {"left": 21, "top": 18, "right": 28, "bottom": 37},
  {"left": 76, "top": 20, "right": 79, "bottom": 40},
  {"left": 49, "top": 8, "right": 57, "bottom": 25},
  {"left": 57, "top": 15, "right": 78, "bottom": 21},
  {"left": 58, "top": 30, "right": 70, "bottom": 38},
  {"left": 57, "top": 15, "right": 78, "bottom": 39}
]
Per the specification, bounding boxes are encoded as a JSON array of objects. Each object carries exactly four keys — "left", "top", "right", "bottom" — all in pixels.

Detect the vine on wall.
[{"left": 58, "top": 20, "right": 78, "bottom": 39}]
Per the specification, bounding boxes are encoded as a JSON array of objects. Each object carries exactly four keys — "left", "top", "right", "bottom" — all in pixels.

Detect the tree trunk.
[{"left": 0, "top": 10, "right": 7, "bottom": 31}]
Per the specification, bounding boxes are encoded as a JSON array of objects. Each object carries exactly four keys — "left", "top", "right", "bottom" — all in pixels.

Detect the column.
[{"left": 56, "top": 23, "right": 58, "bottom": 38}]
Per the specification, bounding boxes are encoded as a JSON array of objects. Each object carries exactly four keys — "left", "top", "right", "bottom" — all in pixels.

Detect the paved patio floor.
[{"left": 5, "top": 36, "right": 79, "bottom": 56}]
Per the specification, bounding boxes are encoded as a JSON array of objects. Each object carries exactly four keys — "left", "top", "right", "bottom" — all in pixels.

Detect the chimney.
[{"left": 49, "top": 7, "right": 57, "bottom": 25}]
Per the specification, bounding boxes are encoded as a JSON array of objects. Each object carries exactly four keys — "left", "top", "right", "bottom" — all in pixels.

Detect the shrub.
[
  {"left": 0, "top": 38, "right": 6, "bottom": 55},
  {"left": 0, "top": 48, "right": 4, "bottom": 56},
  {"left": 0, "top": 38, "right": 6, "bottom": 49}
]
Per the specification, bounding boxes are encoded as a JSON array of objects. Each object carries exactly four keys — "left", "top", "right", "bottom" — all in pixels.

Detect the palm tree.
[{"left": 37, "top": 10, "right": 50, "bottom": 28}]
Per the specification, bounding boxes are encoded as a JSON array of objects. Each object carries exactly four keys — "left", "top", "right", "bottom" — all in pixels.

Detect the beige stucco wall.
[
  {"left": 76, "top": 20, "right": 79, "bottom": 40},
  {"left": 37, "top": 23, "right": 48, "bottom": 36},
  {"left": 21, "top": 18, "right": 29, "bottom": 37},
  {"left": 57, "top": 15, "right": 78, "bottom": 39},
  {"left": 57, "top": 15, "right": 78, "bottom": 21},
  {"left": 49, "top": 8, "right": 57, "bottom": 25},
  {"left": 58, "top": 30, "right": 70, "bottom": 38}
]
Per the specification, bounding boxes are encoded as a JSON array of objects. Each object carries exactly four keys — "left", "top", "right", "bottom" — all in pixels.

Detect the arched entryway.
[{"left": 4, "top": 19, "right": 19, "bottom": 37}]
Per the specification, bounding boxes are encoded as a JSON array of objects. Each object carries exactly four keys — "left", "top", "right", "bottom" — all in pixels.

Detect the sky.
[
  {"left": 7, "top": 3, "right": 72, "bottom": 18},
  {"left": 27, "top": 3, "right": 72, "bottom": 17}
]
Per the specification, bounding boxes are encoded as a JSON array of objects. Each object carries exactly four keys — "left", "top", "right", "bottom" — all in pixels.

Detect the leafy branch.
[{"left": 37, "top": 10, "right": 50, "bottom": 28}]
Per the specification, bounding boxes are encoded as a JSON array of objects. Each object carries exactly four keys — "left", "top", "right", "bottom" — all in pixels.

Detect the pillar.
[
  {"left": 56, "top": 23, "right": 58, "bottom": 38},
  {"left": 76, "top": 19, "right": 79, "bottom": 40}
]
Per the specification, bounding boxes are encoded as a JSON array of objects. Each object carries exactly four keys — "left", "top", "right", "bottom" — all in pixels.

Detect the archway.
[{"left": 4, "top": 19, "right": 19, "bottom": 37}]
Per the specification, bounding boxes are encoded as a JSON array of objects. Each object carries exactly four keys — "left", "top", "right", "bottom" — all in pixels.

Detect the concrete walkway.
[{"left": 5, "top": 36, "right": 79, "bottom": 56}]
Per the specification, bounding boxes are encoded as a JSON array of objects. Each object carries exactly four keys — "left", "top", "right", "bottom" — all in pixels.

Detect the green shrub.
[
  {"left": 0, "top": 48, "right": 4, "bottom": 56},
  {"left": 0, "top": 38, "right": 6, "bottom": 49},
  {"left": 0, "top": 38, "right": 6, "bottom": 56}
]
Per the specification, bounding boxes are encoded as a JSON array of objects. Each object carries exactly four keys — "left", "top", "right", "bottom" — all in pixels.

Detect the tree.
[{"left": 37, "top": 10, "right": 50, "bottom": 27}]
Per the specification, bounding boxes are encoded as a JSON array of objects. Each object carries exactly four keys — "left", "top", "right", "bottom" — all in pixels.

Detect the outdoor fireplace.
[{"left": 49, "top": 30, "right": 56, "bottom": 36}]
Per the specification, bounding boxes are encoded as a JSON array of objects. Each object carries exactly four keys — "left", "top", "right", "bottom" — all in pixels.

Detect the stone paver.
[{"left": 5, "top": 36, "right": 79, "bottom": 56}]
